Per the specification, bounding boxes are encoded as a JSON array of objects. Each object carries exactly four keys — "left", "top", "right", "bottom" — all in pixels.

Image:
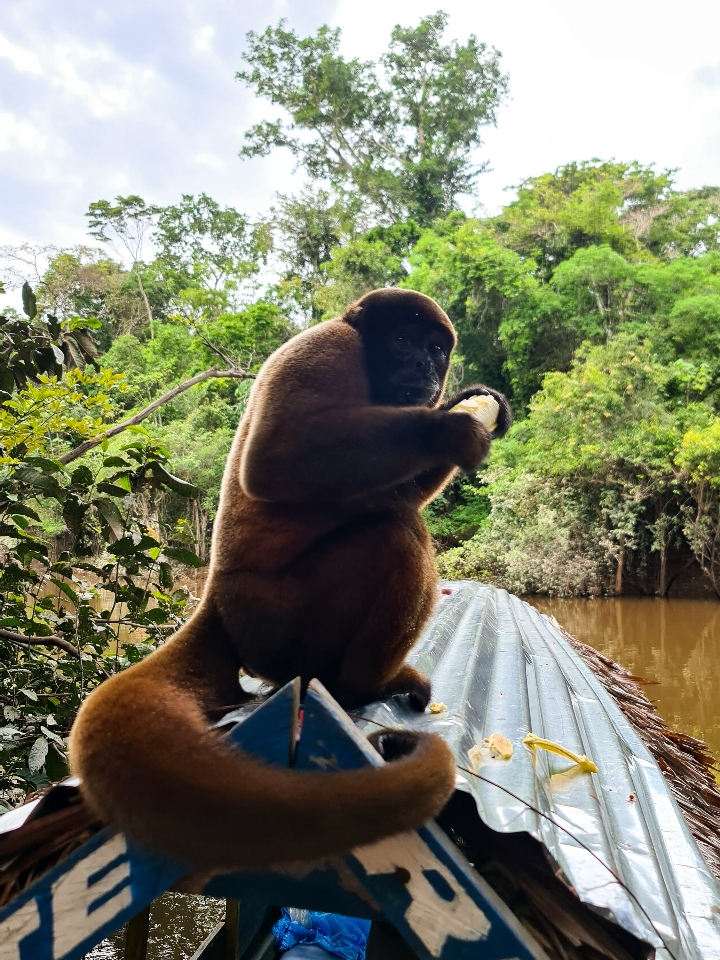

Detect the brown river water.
[{"left": 89, "top": 595, "right": 720, "bottom": 959}]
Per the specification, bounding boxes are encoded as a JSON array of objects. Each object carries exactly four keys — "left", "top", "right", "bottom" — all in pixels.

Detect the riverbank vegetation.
[{"left": 2, "top": 10, "right": 720, "bottom": 801}]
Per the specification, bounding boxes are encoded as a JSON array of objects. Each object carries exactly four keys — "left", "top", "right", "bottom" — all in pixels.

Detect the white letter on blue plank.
[
  {"left": 0, "top": 898, "right": 41, "bottom": 960},
  {"left": 52, "top": 833, "right": 131, "bottom": 959},
  {"left": 353, "top": 831, "right": 490, "bottom": 957}
]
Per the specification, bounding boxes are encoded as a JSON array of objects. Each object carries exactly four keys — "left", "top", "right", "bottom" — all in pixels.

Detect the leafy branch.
[{"left": 59, "top": 364, "right": 255, "bottom": 465}]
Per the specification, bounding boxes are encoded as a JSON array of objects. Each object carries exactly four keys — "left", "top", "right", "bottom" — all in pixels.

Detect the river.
[{"left": 90, "top": 595, "right": 720, "bottom": 959}]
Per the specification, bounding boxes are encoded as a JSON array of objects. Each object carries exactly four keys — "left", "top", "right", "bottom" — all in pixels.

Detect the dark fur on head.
[{"left": 344, "top": 289, "right": 456, "bottom": 407}]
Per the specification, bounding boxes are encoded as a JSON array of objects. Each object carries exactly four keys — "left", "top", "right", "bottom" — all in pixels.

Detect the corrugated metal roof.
[{"left": 354, "top": 582, "right": 720, "bottom": 960}]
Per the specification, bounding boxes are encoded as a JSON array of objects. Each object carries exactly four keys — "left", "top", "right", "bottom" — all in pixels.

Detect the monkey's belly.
[{"left": 211, "top": 508, "right": 438, "bottom": 696}]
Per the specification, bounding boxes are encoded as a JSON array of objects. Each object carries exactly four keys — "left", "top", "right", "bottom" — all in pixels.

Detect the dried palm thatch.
[
  {"left": 550, "top": 616, "right": 720, "bottom": 881},
  {"left": 0, "top": 782, "right": 100, "bottom": 908}
]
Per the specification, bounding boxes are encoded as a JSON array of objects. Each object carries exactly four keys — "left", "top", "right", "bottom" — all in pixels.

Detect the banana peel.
[
  {"left": 523, "top": 732, "right": 597, "bottom": 773},
  {"left": 449, "top": 394, "right": 499, "bottom": 431}
]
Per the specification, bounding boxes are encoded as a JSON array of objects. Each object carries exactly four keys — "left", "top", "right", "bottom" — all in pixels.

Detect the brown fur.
[{"left": 69, "top": 289, "right": 511, "bottom": 870}]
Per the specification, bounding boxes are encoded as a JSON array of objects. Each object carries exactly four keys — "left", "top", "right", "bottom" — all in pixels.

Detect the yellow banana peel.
[
  {"left": 523, "top": 732, "right": 597, "bottom": 773},
  {"left": 449, "top": 394, "right": 499, "bottom": 431}
]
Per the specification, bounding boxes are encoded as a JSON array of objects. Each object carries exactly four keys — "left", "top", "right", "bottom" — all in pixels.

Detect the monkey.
[{"left": 69, "top": 288, "right": 512, "bottom": 871}]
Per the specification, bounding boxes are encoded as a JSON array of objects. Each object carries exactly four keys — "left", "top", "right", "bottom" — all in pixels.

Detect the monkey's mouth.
[{"left": 397, "top": 382, "right": 439, "bottom": 406}]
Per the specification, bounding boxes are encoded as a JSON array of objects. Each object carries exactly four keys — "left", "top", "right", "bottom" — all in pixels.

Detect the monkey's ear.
[
  {"left": 342, "top": 302, "right": 364, "bottom": 329},
  {"left": 441, "top": 385, "right": 513, "bottom": 440}
]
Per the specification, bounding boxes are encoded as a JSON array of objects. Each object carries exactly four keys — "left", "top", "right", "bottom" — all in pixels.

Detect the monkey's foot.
[
  {"left": 368, "top": 728, "right": 428, "bottom": 761},
  {"left": 383, "top": 666, "right": 432, "bottom": 712}
]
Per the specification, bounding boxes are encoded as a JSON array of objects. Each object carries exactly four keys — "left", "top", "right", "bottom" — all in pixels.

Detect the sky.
[{"left": 2, "top": 0, "right": 720, "bottom": 258}]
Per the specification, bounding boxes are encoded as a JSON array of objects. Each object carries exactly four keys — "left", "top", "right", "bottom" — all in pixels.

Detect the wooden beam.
[{"left": 124, "top": 906, "right": 150, "bottom": 960}]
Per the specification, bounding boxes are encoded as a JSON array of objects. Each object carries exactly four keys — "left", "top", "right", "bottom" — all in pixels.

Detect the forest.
[{"left": 2, "top": 11, "right": 720, "bottom": 803}]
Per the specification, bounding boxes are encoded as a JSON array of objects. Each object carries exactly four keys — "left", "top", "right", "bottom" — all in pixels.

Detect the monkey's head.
[{"left": 343, "top": 289, "right": 456, "bottom": 407}]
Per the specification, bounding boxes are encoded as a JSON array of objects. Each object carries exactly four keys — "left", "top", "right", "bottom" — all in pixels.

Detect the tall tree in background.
[
  {"left": 86, "top": 196, "right": 161, "bottom": 334},
  {"left": 155, "top": 194, "right": 272, "bottom": 317},
  {"left": 237, "top": 11, "right": 508, "bottom": 225}
]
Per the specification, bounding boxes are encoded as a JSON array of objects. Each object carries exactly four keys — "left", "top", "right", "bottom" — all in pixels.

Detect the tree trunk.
[
  {"left": 135, "top": 263, "right": 154, "bottom": 340},
  {"left": 615, "top": 534, "right": 625, "bottom": 595},
  {"left": 658, "top": 540, "right": 668, "bottom": 598},
  {"left": 192, "top": 499, "right": 209, "bottom": 561}
]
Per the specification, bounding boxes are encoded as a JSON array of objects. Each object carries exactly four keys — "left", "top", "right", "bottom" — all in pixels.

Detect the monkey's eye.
[
  {"left": 431, "top": 344, "right": 445, "bottom": 356},
  {"left": 395, "top": 333, "right": 410, "bottom": 347}
]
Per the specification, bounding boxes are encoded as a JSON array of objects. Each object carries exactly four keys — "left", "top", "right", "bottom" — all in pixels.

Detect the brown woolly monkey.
[{"left": 69, "top": 288, "right": 512, "bottom": 871}]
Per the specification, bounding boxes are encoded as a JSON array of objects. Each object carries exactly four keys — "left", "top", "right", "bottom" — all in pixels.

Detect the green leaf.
[
  {"left": 49, "top": 577, "right": 78, "bottom": 604},
  {"left": 159, "top": 562, "right": 173, "bottom": 589},
  {"left": 28, "top": 736, "right": 48, "bottom": 772},
  {"left": 71, "top": 465, "right": 94, "bottom": 486},
  {"left": 148, "top": 463, "right": 199, "bottom": 498},
  {"left": 13, "top": 467, "right": 62, "bottom": 496},
  {"left": 94, "top": 498, "right": 124, "bottom": 541},
  {"left": 142, "top": 608, "right": 172, "bottom": 624},
  {"left": 7, "top": 504, "right": 41, "bottom": 521},
  {"left": 24, "top": 456, "right": 64, "bottom": 474},
  {"left": 163, "top": 546, "right": 205, "bottom": 568},
  {"left": 111, "top": 534, "right": 159, "bottom": 557},
  {"left": 97, "top": 481, "right": 132, "bottom": 498},
  {"left": 70, "top": 316, "right": 102, "bottom": 330},
  {"left": 102, "top": 456, "right": 128, "bottom": 468},
  {"left": 19, "top": 688, "right": 38, "bottom": 701},
  {"left": 22, "top": 282, "right": 37, "bottom": 321},
  {"left": 40, "top": 725, "right": 64, "bottom": 745}
]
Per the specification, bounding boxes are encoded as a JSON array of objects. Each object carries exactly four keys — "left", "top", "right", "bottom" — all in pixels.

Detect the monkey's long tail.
[{"left": 68, "top": 605, "right": 456, "bottom": 870}]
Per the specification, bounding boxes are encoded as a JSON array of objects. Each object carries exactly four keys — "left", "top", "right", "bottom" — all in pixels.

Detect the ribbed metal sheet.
[{"left": 355, "top": 582, "right": 720, "bottom": 960}]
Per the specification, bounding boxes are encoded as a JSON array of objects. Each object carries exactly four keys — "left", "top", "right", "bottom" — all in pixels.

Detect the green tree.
[
  {"left": 269, "top": 187, "right": 364, "bottom": 321},
  {"left": 0, "top": 286, "right": 203, "bottom": 805},
  {"left": 403, "top": 214, "right": 535, "bottom": 392},
  {"left": 492, "top": 161, "right": 671, "bottom": 279},
  {"left": 438, "top": 336, "right": 717, "bottom": 597},
  {"left": 237, "top": 12, "right": 508, "bottom": 224},
  {"left": 86, "top": 196, "right": 163, "bottom": 333},
  {"left": 155, "top": 194, "right": 272, "bottom": 317}
]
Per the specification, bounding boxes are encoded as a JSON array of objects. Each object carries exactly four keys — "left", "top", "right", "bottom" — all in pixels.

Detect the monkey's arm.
[
  {"left": 405, "top": 465, "right": 459, "bottom": 508},
  {"left": 403, "top": 386, "right": 513, "bottom": 507},
  {"left": 241, "top": 405, "right": 489, "bottom": 503}
]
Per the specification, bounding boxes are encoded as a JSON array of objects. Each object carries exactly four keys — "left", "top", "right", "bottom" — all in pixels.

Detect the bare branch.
[
  {"left": 0, "top": 628, "right": 81, "bottom": 659},
  {"left": 195, "top": 334, "right": 238, "bottom": 370},
  {"left": 59, "top": 365, "right": 255, "bottom": 465}
]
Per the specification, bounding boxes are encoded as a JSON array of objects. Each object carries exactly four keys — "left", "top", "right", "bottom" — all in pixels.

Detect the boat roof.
[{"left": 353, "top": 582, "right": 720, "bottom": 960}]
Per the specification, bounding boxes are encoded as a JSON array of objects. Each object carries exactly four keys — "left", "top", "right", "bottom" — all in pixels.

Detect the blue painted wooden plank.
[
  {"left": 224, "top": 679, "right": 300, "bottom": 767},
  {"left": 0, "top": 827, "right": 185, "bottom": 960},
  {"left": 297, "top": 681, "right": 548, "bottom": 960},
  {"left": 0, "top": 680, "right": 301, "bottom": 960}
]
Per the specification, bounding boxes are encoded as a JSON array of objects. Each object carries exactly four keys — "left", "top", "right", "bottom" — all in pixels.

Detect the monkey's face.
[{"left": 366, "top": 321, "right": 453, "bottom": 407}]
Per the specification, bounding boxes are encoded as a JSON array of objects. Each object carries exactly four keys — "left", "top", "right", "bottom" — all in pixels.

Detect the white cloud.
[
  {"left": 0, "top": 111, "right": 47, "bottom": 152},
  {"left": 50, "top": 42, "right": 154, "bottom": 118},
  {"left": 0, "top": 34, "right": 42, "bottom": 75},
  {"left": 194, "top": 26, "right": 215, "bottom": 53},
  {"left": 695, "top": 63, "right": 720, "bottom": 89},
  {"left": 193, "top": 151, "right": 227, "bottom": 170}
]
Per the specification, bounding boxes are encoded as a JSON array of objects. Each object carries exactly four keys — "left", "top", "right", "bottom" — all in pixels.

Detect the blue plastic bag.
[{"left": 273, "top": 908, "right": 371, "bottom": 960}]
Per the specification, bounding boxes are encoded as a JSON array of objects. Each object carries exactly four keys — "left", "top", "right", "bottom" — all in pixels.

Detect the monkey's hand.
[
  {"left": 441, "top": 385, "right": 513, "bottom": 440},
  {"left": 436, "top": 410, "right": 492, "bottom": 473}
]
